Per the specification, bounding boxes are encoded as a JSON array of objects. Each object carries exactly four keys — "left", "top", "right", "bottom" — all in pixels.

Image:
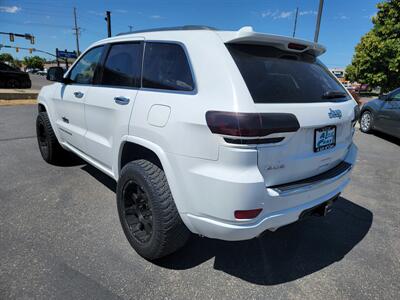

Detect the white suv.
[{"left": 37, "top": 26, "right": 358, "bottom": 260}]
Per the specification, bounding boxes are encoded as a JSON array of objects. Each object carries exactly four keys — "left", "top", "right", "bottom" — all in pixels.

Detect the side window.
[
  {"left": 69, "top": 46, "right": 104, "bottom": 84},
  {"left": 101, "top": 42, "right": 143, "bottom": 87},
  {"left": 0, "top": 63, "right": 14, "bottom": 71},
  {"left": 142, "top": 42, "right": 194, "bottom": 91},
  {"left": 391, "top": 90, "right": 400, "bottom": 101}
]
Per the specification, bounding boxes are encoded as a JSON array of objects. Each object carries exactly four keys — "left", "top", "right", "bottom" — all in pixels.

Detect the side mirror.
[{"left": 46, "top": 67, "right": 65, "bottom": 82}]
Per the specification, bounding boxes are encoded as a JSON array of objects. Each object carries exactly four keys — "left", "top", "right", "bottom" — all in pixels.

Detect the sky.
[{"left": 0, "top": 0, "right": 379, "bottom": 68}]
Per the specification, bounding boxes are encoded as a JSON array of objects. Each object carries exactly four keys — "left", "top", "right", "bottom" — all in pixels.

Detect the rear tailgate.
[
  {"left": 255, "top": 102, "right": 354, "bottom": 186},
  {"left": 224, "top": 35, "right": 356, "bottom": 187}
]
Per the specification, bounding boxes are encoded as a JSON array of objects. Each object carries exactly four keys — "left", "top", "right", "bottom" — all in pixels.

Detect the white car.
[{"left": 37, "top": 26, "right": 358, "bottom": 260}]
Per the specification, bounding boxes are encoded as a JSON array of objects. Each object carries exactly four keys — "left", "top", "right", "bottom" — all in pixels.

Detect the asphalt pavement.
[
  {"left": 0, "top": 105, "right": 399, "bottom": 299},
  {"left": 29, "top": 74, "right": 52, "bottom": 90}
]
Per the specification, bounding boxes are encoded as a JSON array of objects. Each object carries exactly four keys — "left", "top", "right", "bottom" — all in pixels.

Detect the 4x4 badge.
[{"left": 328, "top": 108, "right": 342, "bottom": 119}]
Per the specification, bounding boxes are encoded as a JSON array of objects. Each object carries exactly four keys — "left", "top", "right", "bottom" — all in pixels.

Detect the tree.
[
  {"left": 346, "top": 0, "right": 400, "bottom": 93},
  {"left": 0, "top": 53, "right": 22, "bottom": 69},
  {"left": 12, "top": 59, "right": 22, "bottom": 69},
  {"left": 22, "top": 56, "right": 46, "bottom": 70},
  {"left": 0, "top": 53, "right": 15, "bottom": 63}
]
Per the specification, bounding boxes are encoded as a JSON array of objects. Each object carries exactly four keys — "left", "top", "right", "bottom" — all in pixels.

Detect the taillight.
[
  {"left": 205, "top": 111, "right": 300, "bottom": 138},
  {"left": 234, "top": 208, "right": 262, "bottom": 219}
]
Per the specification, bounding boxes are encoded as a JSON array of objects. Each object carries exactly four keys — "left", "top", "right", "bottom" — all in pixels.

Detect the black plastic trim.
[
  {"left": 270, "top": 161, "right": 352, "bottom": 193},
  {"left": 117, "top": 25, "right": 217, "bottom": 36}
]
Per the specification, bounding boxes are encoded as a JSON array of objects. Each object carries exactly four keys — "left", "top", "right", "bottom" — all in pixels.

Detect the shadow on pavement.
[
  {"left": 79, "top": 163, "right": 373, "bottom": 286},
  {"left": 81, "top": 164, "right": 116, "bottom": 192},
  {"left": 52, "top": 152, "right": 86, "bottom": 167},
  {"left": 155, "top": 197, "right": 372, "bottom": 285},
  {"left": 372, "top": 131, "right": 400, "bottom": 146}
]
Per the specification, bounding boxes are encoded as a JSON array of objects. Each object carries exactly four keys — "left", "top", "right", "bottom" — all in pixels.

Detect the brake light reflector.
[
  {"left": 205, "top": 111, "right": 300, "bottom": 137},
  {"left": 352, "top": 105, "right": 360, "bottom": 122},
  {"left": 234, "top": 208, "right": 263, "bottom": 219},
  {"left": 288, "top": 43, "right": 308, "bottom": 51}
]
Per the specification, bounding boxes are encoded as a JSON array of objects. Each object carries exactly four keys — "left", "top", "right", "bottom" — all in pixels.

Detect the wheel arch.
[
  {"left": 119, "top": 140, "right": 163, "bottom": 173},
  {"left": 36, "top": 99, "right": 64, "bottom": 145},
  {"left": 360, "top": 106, "right": 374, "bottom": 121},
  {"left": 116, "top": 136, "right": 188, "bottom": 214},
  {"left": 38, "top": 103, "right": 47, "bottom": 113}
]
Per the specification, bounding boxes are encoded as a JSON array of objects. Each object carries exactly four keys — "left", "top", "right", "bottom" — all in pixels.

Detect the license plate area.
[{"left": 314, "top": 126, "right": 336, "bottom": 152}]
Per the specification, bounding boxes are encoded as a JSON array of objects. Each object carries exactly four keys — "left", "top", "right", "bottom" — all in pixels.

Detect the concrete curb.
[{"left": 0, "top": 89, "right": 39, "bottom": 100}]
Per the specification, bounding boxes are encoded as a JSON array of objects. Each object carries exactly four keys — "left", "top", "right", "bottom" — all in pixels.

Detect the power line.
[{"left": 0, "top": 44, "right": 56, "bottom": 58}]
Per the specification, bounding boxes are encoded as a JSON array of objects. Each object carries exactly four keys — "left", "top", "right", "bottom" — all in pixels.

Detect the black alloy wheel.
[{"left": 122, "top": 180, "right": 154, "bottom": 243}]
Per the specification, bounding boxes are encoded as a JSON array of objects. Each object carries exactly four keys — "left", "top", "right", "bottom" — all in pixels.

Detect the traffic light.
[
  {"left": 29, "top": 48, "right": 33, "bottom": 54},
  {"left": 9, "top": 33, "right": 14, "bottom": 42},
  {"left": 30, "top": 36, "right": 35, "bottom": 44},
  {"left": 15, "top": 47, "right": 19, "bottom": 53}
]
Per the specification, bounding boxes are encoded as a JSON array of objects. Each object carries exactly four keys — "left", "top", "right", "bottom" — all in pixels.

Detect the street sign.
[{"left": 56, "top": 50, "right": 77, "bottom": 59}]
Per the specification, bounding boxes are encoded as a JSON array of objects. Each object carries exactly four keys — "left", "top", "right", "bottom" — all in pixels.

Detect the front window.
[
  {"left": 227, "top": 44, "right": 350, "bottom": 103},
  {"left": 69, "top": 46, "right": 104, "bottom": 84}
]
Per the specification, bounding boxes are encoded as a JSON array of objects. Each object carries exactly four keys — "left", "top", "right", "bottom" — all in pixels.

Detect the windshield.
[{"left": 227, "top": 44, "right": 350, "bottom": 104}]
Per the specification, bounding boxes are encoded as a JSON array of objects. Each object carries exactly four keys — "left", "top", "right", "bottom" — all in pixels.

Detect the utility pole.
[
  {"left": 314, "top": 0, "right": 324, "bottom": 42},
  {"left": 292, "top": 7, "right": 299, "bottom": 38},
  {"left": 65, "top": 49, "right": 69, "bottom": 69},
  {"left": 73, "top": 7, "right": 81, "bottom": 55},
  {"left": 105, "top": 11, "right": 112, "bottom": 37},
  {"left": 128, "top": 25, "right": 134, "bottom": 32}
]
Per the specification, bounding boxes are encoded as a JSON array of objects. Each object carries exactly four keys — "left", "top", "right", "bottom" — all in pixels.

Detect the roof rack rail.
[{"left": 117, "top": 25, "right": 217, "bottom": 36}]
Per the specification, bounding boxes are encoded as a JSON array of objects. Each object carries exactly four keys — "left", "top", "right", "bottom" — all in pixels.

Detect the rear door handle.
[
  {"left": 114, "top": 96, "right": 130, "bottom": 105},
  {"left": 73, "top": 91, "right": 84, "bottom": 98}
]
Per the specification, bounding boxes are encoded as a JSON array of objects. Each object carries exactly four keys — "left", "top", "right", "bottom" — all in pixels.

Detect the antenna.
[{"left": 293, "top": 7, "right": 299, "bottom": 37}]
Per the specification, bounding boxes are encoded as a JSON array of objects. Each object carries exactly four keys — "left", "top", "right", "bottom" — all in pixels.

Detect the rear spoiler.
[{"left": 217, "top": 26, "right": 326, "bottom": 57}]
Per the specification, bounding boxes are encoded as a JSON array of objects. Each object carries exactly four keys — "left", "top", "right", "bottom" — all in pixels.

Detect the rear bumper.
[
  {"left": 184, "top": 193, "right": 342, "bottom": 241},
  {"left": 179, "top": 143, "right": 358, "bottom": 241}
]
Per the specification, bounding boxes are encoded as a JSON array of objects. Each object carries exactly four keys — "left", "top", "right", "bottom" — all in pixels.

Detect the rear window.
[
  {"left": 227, "top": 44, "right": 349, "bottom": 103},
  {"left": 142, "top": 42, "right": 194, "bottom": 91},
  {"left": 0, "top": 63, "right": 17, "bottom": 71}
]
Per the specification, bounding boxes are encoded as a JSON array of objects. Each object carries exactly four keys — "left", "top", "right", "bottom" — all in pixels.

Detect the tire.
[
  {"left": 7, "top": 78, "right": 20, "bottom": 88},
  {"left": 36, "top": 112, "right": 68, "bottom": 164},
  {"left": 360, "top": 110, "right": 373, "bottom": 133},
  {"left": 117, "top": 160, "right": 190, "bottom": 260}
]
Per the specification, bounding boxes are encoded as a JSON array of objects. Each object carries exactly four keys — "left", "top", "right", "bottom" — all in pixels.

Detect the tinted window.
[
  {"left": 227, "top": 44, "right": 349, "bottom": 103},
  {"left": 391, "top": 89, "right": 400, "bottom": 101},
  {"left": 69, "top": 46, "right": 103, "bottom": 84},
  {"left": 142, "top": 43, "right": 194, "bottom": 91},
  {"left": 101, "top": 43, "right": 143, "bottom": 87}
]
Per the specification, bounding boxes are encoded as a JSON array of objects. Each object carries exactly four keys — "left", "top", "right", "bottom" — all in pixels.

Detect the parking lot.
[
  {"left": 0, "top": 104, "right": 399, "bottom": 299},
  {"left": 29, "top": 74, "right": 52, "bottom": 90}
]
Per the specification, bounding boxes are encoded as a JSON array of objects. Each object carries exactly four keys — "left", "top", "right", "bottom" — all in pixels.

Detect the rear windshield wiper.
[{"left": 322, "top": 90, "right": 347, "bottom": 99}]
